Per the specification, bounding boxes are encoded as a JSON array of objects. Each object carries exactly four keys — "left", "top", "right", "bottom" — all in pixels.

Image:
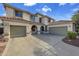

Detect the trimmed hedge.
[{"left": 67, "top": 31, "right": 77, "bottom": 39}]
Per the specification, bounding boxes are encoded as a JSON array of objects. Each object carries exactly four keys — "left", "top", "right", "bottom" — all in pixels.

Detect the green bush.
[{"left": 67, "top": 31, "right": 77, "bottom": 39}]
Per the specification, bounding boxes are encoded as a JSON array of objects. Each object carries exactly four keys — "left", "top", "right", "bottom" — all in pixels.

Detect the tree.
[
  {"left": 72, "top": 10, "right": 79, "bottom": 34},
  {"left": 72, "top": 13, "right": 79, "bottom": 23}
]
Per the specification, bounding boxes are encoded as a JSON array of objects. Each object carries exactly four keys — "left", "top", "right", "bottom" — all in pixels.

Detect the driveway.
[{"left": 33, "top": 34, "right": 79, "bottom": 56}]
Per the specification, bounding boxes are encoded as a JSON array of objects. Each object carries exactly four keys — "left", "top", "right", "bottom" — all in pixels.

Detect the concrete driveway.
[{"left": 33, "top": 34, "right": 79, "bottom": 56}]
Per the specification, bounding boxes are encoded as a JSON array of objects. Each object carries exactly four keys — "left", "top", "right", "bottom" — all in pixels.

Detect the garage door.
[
  {"left": 10, "top": 25, "right": 26, "bottom": 38},
  {"left": 49, "top": 26, "right": 67, "bottom": 36}
]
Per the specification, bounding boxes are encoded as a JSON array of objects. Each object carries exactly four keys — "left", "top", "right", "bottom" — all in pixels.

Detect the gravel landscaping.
[{"left": 62, "top": 37, "right": 79, "bottom": 47}]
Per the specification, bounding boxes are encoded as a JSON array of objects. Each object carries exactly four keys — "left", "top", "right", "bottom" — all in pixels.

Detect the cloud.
[
  {"left": 72, "top": 8, "right": 79, "bottom": 12},
  {"left": 36, "top": 5, "right": 52, "bottom": 16},
  {"left": 36, "top": 9, "right": 47, "bottom": 15},
  {"left": 58, "top": 3, "right": 76, "bottom": 6},
  {"left": 42, "top": 5, "right": 52, "bottom": 12},
  {"left": 58, "top": 3, "right": 67, "bottom": 6},
  {"left": 24, "top": 3, "right": 37, "bottom": 6},
  {"left": 36, "top": 5, "right": 52, "bottom": 13}
]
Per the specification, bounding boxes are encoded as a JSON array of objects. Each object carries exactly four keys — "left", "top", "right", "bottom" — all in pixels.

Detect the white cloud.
[
  {"left": 72, "top": 8, "right": 79, "bottom": 12},
  {"left": 36, "top": 5, "right": 52, "bottom": 13},
  {"left": 24, "top": 3, "right": 37, "bottom": 6},
  {"left": 59, "top": 3, "right": 67, "bottom": 6},
  {"left": 58, "top": 3, "right": 76, "bottom": 6},
  {"left": 42, "top": 5, "right": 52, "bottom": 12}
]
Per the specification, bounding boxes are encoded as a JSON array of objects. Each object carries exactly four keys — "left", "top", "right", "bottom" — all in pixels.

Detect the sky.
[{"left": 0, "top": 3, "right": 79, "bottom": 21}]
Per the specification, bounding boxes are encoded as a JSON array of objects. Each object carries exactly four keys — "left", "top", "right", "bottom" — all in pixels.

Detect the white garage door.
[
  {"left": 49, "top": 26, "right": 67, "bottom": 36},
  {"left": 10, "top": 25, "right": 26, "bottom": 38}
]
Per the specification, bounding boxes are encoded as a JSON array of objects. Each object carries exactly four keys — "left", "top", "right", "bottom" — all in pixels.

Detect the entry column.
[
  {"left": 3, "top": 21, "right": 10, "bottom": 40},
  {"left": 37, "top": 26, "right": 41, "bottom": 34}
]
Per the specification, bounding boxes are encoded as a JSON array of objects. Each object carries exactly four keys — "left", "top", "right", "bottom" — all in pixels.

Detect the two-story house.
[
  {"left": 0, "top": 3, "right": 54, "bottom": 39},
  {"left": 0, "top": 3, "right": 76, "bottom": 56},
  {"left": 0, "top": 3, "right": 75, "bottom": 40}
]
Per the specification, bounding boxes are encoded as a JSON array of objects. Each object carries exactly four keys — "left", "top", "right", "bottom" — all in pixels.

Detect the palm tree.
[{"left": 72, "top": 10, "right": 79, "bottom": 34}]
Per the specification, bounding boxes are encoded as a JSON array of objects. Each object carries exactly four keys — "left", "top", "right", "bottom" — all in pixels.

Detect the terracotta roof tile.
[{"left": 0, "top": 16, "right": 45, "bottom": 25}]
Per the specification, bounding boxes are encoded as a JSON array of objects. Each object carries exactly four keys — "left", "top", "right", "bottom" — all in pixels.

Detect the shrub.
[{"left": 67, "top": 31, "right": 77, "bottom": 39}]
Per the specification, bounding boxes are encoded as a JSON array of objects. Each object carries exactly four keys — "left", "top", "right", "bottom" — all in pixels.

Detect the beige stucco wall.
[
  {"left": 35, "top": 14, "right": 43, "bottom": 23},
  {"left": 35, "top": 14, "right": 49, "bottom": 25},
  {"left": 37, "top": 14, "right": 43, "bottom": 18},
  {"left": 48, "top": 23, "right": 73, "bottom": 31},
  {"left": 5, "top": 7, "right": 15, "bottom": 17},
  {"left": 50, "top": 19, "right": 54, "bottom": 23},
  {"left": 23, "top": 12, "right": 31, "bottom": 21},
  {"left": 35, "top": 16, "right": 39, "bottom": 23},
  {"left": 42, "top": 17, "right": 49, "bottom": 25},
  {"left": 5, "top": 6, "right": 31, "bottom": 22},
  {"left": 3, "top": 21, "right": 10, "bottom": 39}
]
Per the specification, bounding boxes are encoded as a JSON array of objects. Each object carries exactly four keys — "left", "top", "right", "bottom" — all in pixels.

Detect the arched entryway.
[
  {"left": 40, "top": 26, "right": 44, "bottom": 34},
  {"left": 0, "top": 22, "right": 4, "bottom": 39},
  {"left": 31, "top": 25, "right": 37, "bottom": 34},
  {"left": 0, "top": 28, "right": 3, "bottom": 35}
]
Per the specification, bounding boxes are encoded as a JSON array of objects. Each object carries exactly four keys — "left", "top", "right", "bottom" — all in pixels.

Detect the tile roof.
[
  {"left": 49, "top": 20, "right": 73, "bottom": 25},
  {"left": 0, "top": 16, "right": 45, "bottom": 25},
  {"left": 3, "top": 3, "right": 54, "bottom": 20}
]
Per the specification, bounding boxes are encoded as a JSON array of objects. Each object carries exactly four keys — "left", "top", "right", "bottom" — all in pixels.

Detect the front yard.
[{"left": 63, "top": 37, "right": 79, "bottom": 47}]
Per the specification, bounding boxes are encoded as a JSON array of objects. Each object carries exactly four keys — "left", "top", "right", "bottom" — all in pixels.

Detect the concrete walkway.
[{"left": 33, "top": 34, "right": 79, "bottom": 56}]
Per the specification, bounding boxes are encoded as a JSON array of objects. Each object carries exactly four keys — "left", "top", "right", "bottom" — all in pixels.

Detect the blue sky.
[{"left": 0, "top": 3, "right": 79, "bottom": 21}]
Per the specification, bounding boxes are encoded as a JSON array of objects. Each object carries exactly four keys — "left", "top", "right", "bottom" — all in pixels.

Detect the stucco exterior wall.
[
  {"left": 42, "top": 17, "right": 49, "bottom": 25},
  {"left": 23, "top": 12, "right": 31, "bottom": 21},
  {"left": 3, "top": 21, "right": 10, "bottom": 39},
  {"left": 50, "top": 20, "right": 54, "bottom": 23},
  {"left": 5, "top": 7, "right": 15, "bottom": 17},
  {"left": 48, "top": 23, "right": 73, "bottom": 31},
  {"left": 35, "top": 14, "right": 43, "bottom": 23},
  {"left": 37, "top": 14, "right": 43, "bottom": 18},
  {"left": 34, "top": 14, "right": 49, "bottom": 25},
  {"left": 35, "top": 16, "right": 39, "bottom": 23}
]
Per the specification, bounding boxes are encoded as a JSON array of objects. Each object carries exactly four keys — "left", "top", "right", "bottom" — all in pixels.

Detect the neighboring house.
[{"left": 0, "top": 3, "right": 75, "bottom": 40}]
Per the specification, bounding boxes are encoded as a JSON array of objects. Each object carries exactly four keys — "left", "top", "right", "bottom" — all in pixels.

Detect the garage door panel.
[
  {"left": 49, "top": 26, "right": 67, "bottom": 36},
  {"left": 10, "top": 25, "right": 26, "bottom": 38}
]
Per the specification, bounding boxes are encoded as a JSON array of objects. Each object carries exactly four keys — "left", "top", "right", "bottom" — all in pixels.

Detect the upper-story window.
[
  {"left": 39, "top": 18, "right": 42, "bottom": 23},
  {"left": 15, "top": 10, "right": 22, "bottom": 17},
  {"left": 31, "top": 15, "right": 35, "bottom": 22},
  {"left": 48, "top": 19, "right": 51, "bottom": 23}
]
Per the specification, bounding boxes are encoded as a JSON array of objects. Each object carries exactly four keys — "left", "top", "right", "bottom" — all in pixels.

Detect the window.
[
  {"left": 39, "top": 18, "right": 42, "bottom": 23},
  {"left": 48, "top": 19, "right": 51, "bottom": 22},
  {"left": 31, "top": 15, "right": 35, "bottom": 22},
  {"left": 15, "top": 10, "right": 22, "bottom": 17}
]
